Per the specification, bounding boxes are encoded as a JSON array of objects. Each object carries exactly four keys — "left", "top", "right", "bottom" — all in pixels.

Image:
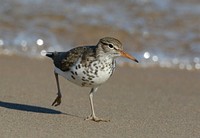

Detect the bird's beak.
[{"left": 119, "top": 50, "right": 139, "bottom": 63}]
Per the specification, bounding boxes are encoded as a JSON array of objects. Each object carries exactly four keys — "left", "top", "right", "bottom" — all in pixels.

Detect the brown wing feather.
[{"left": 53, "top": 46, "right": 96, "bottom": 71}]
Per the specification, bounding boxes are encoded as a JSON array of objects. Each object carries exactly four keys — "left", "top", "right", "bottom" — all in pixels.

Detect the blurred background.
[{"left": 0, "top": 0, "right": 200, "bottom": 70}]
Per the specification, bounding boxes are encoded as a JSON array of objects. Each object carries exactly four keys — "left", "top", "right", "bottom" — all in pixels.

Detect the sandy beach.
[{"left": 0, "top": 55, "right": 200, "bottom": 138}]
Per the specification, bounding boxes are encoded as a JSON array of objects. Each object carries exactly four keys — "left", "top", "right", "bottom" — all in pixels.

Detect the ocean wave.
[{"left": 0, "top": 0, "right": 200, "bottom": 70}]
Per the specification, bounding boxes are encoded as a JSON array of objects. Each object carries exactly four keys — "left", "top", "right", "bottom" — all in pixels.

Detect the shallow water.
[{"left": 0, "top": 0, "right": 200, "bottom": 70}]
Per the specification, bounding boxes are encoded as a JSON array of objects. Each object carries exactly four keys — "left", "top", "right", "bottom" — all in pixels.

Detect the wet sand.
[{"left": 0, "top": 55, "right": 200, "bottom": 138}]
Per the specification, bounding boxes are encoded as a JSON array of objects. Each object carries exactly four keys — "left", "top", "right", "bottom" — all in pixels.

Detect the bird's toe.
[
  {"left": 85, "top": 115, "right": 110, "bottom": 122},
  {"left": 52, "top": 96, "right": 61, "bottom": 106}
]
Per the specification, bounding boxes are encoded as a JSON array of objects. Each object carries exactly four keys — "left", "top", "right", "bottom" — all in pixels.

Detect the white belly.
[{"left": 54, "top": 60, "right": 115, "bottom": 87}]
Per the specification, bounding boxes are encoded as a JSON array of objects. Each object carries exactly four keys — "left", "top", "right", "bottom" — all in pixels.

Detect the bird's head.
[{"left": 97, "top": 37, "right": 138, "bottom": 63}]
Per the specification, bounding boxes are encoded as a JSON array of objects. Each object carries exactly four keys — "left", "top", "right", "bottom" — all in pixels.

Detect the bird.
[{"left": 46, "top": 37, "right": 138, "bottom": 122}]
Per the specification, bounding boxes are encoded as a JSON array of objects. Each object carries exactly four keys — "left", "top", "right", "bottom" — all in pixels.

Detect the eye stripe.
[
  {"left": 101, "top": 42, "right": 118, "bottom": 50},
  {"left": 101, "top": 42, "right": 108, "bottom": 45}
]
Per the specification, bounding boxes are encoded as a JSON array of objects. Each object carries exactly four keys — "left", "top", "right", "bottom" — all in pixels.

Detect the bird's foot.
[
  {"left": 52, "top": 95, "right": 61, "bottom": 106},
  {"left": 85, "top": 115, "right": 110, "bottom": 122}
]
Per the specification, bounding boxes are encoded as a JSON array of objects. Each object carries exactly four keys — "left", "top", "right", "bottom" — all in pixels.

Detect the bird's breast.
[{"left": 54, "top": 59, "right": 115, "bottom": 87}]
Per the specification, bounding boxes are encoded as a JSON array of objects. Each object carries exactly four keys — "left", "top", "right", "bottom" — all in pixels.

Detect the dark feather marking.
[
  {"left": 88, "top": 77, "right": 93, "bottom": 80},
  {"left": 71, "top": 75, "right": 75, "bottom": 80},
  {"left": 95, "top": 70, "right": 98, "bottom": 75},
  {"left": 82, "top": 82, "right": 87, "bottom": 86},
  {"left": 71, "top": 71, "right": 74, "bottom": 75},
  {"left": 83, "top": 71, "right": 86, "bottom": 74}
]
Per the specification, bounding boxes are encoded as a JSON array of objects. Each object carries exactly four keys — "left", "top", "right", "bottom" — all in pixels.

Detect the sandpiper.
[{"left": 46, "top": 37, "right": 138, "bottom": 122}]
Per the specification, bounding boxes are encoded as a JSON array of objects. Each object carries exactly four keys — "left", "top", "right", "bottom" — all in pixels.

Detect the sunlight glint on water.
[{"left": 0, "top": 0, "right": 199, "bottom": 70}]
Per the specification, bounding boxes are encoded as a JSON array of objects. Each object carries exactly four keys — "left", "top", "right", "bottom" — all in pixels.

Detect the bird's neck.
[{"left": 96, "top": 46, "right": 114, "bottom": 64}]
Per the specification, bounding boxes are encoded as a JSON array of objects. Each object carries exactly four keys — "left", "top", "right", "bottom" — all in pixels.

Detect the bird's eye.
[{"left": 108, "top": 44, "right": 114, "bottom": 49}]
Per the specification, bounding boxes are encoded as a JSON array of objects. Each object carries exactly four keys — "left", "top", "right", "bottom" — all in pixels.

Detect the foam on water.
[{"left": 0, "top": 0, "right": 200, "bottom": 70}]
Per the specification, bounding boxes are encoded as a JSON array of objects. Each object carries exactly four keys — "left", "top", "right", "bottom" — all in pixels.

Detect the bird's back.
[{"left": 46, "top": 46, "right": 97, "bottom": 71}]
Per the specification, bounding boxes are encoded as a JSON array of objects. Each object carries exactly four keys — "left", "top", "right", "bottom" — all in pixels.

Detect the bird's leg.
[
  {"left": 52, "top": 72, "right": 62, "bottom": 106},
  {"left": 85, "top": 87, "right": 110, "bottom": 122}
]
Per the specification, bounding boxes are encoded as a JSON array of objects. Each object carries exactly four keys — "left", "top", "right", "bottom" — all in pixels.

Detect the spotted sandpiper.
[{"left": 46, "top": 37, "right": 138, "bottom": 122}]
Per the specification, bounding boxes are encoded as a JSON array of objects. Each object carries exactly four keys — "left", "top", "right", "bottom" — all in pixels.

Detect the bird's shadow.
[{"left": 0, "top": 101, "right": 82, "bottom": 119}]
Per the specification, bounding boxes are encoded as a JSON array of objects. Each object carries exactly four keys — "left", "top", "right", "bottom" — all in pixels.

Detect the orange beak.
[{"left": 119, "top": 50, "right": 139, "bottom": 63}]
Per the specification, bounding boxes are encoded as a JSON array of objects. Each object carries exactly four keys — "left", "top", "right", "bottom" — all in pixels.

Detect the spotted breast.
[{"left": 54, "top": 55, "right": 115, "bottom": 87}]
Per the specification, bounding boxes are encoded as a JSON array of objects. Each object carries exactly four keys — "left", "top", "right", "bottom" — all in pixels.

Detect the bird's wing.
[{"left": 53, "top": 46, "right": 96, "bottom": 71}]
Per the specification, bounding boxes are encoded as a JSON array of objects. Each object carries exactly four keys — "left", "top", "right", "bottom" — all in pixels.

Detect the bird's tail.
[
  {"left": 45, "top": 52, "right": 55, "bottom": 59},
  {"left": 41, "top": 50, "right": 57, "bottom": 59}
]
